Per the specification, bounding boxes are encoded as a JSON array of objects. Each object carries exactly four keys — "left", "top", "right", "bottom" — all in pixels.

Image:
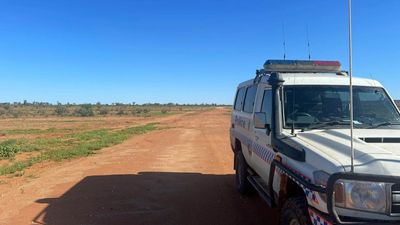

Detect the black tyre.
[
  {"left": 280, "top": 197, "right": 311, "bottom": 225},
  {"left": 235, "top": 152, "right": 251, "bottom": 194}
]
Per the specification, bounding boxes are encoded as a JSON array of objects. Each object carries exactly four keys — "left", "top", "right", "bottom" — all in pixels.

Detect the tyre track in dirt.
[{"left": 0, "top": 108, "right": 277, "bottom": 225}]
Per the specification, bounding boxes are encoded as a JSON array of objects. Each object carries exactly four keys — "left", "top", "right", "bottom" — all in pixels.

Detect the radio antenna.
[
  {"left": 282, "top": 23, "right": 287, "bottom": 60},
  {"left": 348, "top": 0, "right": 355, "bottom": 173},
  {"left": 307, "top": 25, "right": 311, "bottom": 60}
]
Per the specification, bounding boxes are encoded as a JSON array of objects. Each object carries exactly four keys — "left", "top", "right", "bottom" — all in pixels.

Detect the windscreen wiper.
[
  {"left": 367, "top": 122, "right": 400, "bottom": 129},
  {"left": 301, "top": 120, "right": 350, "bottom": 132}
]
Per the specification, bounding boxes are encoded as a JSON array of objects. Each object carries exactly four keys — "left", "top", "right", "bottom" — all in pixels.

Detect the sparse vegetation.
[
  {"left": 0, "top": 102, "right": 231, "bottom": 177},
  {"left": 0, "top": 123, "right": 158, "bottom": 175},
  {"left": 99, "top": 107, "right": 109, "bottom": 116}
]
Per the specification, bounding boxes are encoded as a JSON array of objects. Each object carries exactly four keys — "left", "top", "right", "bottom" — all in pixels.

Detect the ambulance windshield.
[{"left": 283, "top": 86, "right": 400, "bottom": 129}]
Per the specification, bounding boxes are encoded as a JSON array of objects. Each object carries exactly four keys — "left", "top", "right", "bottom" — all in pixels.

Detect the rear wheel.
[
  {"left": 280, "top": 197, "right": 311, "bottom": 225},
  {"left": 235, "top": 152, "right": 251, "bottom": 194}
]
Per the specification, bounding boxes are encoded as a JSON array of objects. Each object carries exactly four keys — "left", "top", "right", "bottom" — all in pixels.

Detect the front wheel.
[
  {"left": 235, "top": 152, "right": 251, "bottom": 195},
  {"left": 280, "top": 197, "right": 311, "bottom": 225}
]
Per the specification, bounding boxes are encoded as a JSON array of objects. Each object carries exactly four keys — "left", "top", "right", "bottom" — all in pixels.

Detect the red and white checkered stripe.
[
  {"left": 275, "top": 167, "right": 319, "bottom": 205},
  {"left": 308, "top": 208, "right": 332, "bottom": 225}
]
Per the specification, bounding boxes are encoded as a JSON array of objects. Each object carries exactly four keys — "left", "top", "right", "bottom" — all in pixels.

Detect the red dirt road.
[{"left": 0, "top": 109, "right": 277, "bottom": 225}]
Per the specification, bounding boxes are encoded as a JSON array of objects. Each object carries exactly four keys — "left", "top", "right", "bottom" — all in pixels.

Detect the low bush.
[
  {"left": 55, "top": 105, "right": 68, "bottom": 116},
  {"left": 0, "top": 140, "right": 21, "bottom": 158},
  {"left": 75, "top": 105, "right": 94, "bottom": 117},
  {"left": 116, "top": 109, "right": 125, "bottom": 116},
  {"left": 99, "top": 108, "right": 109, "bottom": 116}
]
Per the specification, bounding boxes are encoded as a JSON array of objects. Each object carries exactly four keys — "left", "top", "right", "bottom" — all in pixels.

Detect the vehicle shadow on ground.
[{"left": 32, "top": 172, "right": 278, "bottom": 225}]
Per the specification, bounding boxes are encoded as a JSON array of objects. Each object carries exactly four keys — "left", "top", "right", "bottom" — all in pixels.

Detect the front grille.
[{"left": 391, "top": 184, "right": 400, "bottom": 214}]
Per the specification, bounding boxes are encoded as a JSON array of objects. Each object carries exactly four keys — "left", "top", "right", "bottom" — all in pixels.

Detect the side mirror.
[{"left": 254, "top": 112, "right": 271, "bottom": 135}]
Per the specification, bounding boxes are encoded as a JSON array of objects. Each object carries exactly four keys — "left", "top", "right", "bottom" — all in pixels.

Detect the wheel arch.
[
  {"left": 233, "top": 139, "right": 242, "bottom": 170},
  {"left": 277, "top": 174, "right": 308, "bottom": 209}
]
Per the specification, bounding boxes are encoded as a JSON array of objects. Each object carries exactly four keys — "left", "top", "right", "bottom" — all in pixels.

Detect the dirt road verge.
[{"left": 0, "top": 108, "right": 277, "bottom": 225}]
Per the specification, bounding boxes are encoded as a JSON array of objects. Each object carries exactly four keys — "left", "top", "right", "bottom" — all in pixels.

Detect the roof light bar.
[{"left": 263, "top": 60, "right": 342, "bottom": 73}]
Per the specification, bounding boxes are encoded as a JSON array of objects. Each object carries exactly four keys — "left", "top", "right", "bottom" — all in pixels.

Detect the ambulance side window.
[
  {"left": 261, "top": 90, "right": 272, "bottom": 123},
  {"left": 234, "top": 87, "right": 246, "bottom": 111},
  {"left": 243, "top": 85, "right": 258, "bottom": 113}
]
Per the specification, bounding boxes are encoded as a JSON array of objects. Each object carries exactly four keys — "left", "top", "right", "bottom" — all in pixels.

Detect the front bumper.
[{"left": 271, "top": 160, "right": 400, "bottom": 224}]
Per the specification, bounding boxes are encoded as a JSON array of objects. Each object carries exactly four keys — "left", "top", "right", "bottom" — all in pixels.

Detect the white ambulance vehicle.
[{"left": 230, "top": 60, "right": 400, "bottom": 225}]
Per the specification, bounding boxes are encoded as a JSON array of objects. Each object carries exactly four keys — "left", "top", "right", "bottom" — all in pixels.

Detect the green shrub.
[
  {"left": 116, "top": 109, "right": 125, "bottom": 116},
  {"left": 10, "top": 111, "right": 21, "bottom": 118},
  {"left": 99, "top": 107, "right": 109, "bottom": 116},
  {"left": 55, "top": 105, "right": 68, "bottom": 116},
  {"left": 0, "top": 140, "right": 21, "bottom": 158},
  {"left": 75, "top": 105, "right": 94, "bottom": 117},
  {"left": 0, "top": 107, "right": 6, "bottom": 116}
]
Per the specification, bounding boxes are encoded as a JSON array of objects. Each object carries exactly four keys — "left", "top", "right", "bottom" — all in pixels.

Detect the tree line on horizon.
[
  {"left": 0, "top": 100, "right": 230, "bottom": 107},
  {"left": 0, "top": 101, "right": 231, "bottom": 118},
  {"left": 0, "top": 100, "right": 397, "bottom": 118}
]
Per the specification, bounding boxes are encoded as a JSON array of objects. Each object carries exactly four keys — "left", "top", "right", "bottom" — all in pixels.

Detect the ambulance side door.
[{"left": 251, "top": 88, "right": 275, "bottom": 183}]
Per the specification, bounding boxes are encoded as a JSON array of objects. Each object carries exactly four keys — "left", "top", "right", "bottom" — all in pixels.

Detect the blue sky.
[{"left": 0, "top": 0, "right": 399, "bottom": 104}]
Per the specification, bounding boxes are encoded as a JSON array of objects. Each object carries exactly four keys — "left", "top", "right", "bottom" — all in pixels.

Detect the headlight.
[{"left": 334, "top": 180, "right": 388, "bottom": 213}]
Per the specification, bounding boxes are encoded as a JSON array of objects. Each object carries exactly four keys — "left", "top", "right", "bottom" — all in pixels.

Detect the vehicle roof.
[{"left": 237, "top": 73, "right": 383, "bottom": 88}]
